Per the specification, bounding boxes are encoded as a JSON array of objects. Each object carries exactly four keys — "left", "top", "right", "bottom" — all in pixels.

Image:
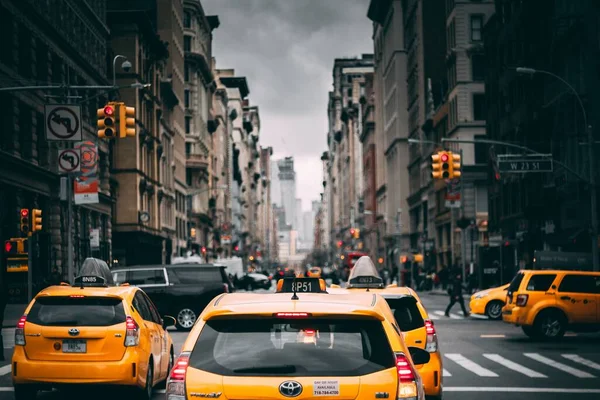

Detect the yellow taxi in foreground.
[
  {"left": 503, "top": 269, "right": 600, "bottom": 340},
  {"left": 166, "top": 276, "right": 431, "bottom": 400},
  {"left": 334, "top": 257, "right": 443, "bottom": 400},
  {"left": 469, "top": 284, "right": 509, "bottom": 320},
  {"left": 12, "top": 274, "right": 176, "bottom": 400}
]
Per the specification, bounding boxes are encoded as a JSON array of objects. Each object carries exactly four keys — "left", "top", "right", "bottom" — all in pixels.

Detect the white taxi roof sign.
[{"left": 347, "top": 256, "right": 384, "bottom": 288}]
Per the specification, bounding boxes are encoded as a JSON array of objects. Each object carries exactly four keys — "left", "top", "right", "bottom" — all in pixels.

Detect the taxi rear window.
[
  {"left": 189, "top": 317, "right": 395, "bottom": 377},
  {"left": 27, "top": 296, "right": 126, "bottom": 327},
  {"left": 384, "top": 297, "right": 425, "bottom": 331},
  {"left": 508, "top": 272, "right": 524, "bottom": 293}
]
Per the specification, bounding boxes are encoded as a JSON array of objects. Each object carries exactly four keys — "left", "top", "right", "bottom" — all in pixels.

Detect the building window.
[
  {"left": 184, "top": 64, "right": 190, "bottom": 82},
  {"left": 184, "top": 90, "right": 190, "bottom": 108},
  {"left": 447, "top": 59, "right": 457, "bottom": 91},
  {"left": 185, "top": 116, "right": 191, "bottom": 134},
  {"left": 185, "top": 142, "right": 192, "bottom": 155},
  {"left": 184, "top": 12, "right": 192, "bottom": 28},
  {"left": 446, "top": 19, "right": 456, "bottom": 50},
  {"left": 184, "top": 36, "right": 192, "bottom": 52},
  {"left": 473, "top": 93, "right": 486, "bottom": 120},
  {"left": 471, "top": 54, "right": 485, "bottom": 81},
  {"left": 470, "top": 15, "right": 483, "bottom": 42}
]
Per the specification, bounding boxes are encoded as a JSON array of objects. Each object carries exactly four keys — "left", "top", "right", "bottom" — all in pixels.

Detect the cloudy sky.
[{"left": 202, "top": 0, "right": 372, "bottom": 211}]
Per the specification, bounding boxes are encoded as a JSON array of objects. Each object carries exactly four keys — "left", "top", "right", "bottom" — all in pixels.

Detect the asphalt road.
[{"left": 0, "top": 289, "right": 599, "bottom": 399}]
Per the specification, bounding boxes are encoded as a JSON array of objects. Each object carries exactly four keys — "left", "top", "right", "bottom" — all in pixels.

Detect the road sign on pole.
[
  {"left": 45, "top": 104, "right": 82, "bottom": 141},
  {"left": 497, "top": 154, "right": 553, "bottom": 173},
  {"left": 57, "top": 148, "right": 81, "bottom": 174}
]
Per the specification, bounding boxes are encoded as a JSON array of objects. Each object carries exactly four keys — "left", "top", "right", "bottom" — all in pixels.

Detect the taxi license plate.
[{"left": 62, "top": 339, "right": 86, "bottom": 353}]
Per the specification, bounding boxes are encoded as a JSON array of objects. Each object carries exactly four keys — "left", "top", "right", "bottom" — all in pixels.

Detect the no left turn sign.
[
  {"left": 58, "top": 148, "right": 81, "bottom": 174},
  {"left": 45, "top": 104, "right": 83, "bottom": 141}
]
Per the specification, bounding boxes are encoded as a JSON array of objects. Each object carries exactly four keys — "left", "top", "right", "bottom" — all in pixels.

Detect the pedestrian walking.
[{"left": 445, "top": 271, "right": 469, "bottom": 317}]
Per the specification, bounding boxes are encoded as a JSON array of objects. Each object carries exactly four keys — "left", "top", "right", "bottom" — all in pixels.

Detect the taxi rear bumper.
[
  {"left": 502, "top": 306, "right": 528, "bottom": 326},
  {"left": 416, "top": 351, "right": 443, "bottom": 397},
  {"left": 11, "top": 346, "right": 142, "bottom": 386}
]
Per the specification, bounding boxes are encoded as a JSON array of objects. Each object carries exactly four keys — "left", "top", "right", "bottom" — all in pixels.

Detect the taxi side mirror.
[
  {"left": 162, "top": 315, "right": 176, "bottom": 329},
  {"left": 408, "top": 346, "right": 431, "bottom": 366}
]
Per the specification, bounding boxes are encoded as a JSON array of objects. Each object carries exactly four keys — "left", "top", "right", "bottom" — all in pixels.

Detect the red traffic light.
[
  {"left": 201, "top": 247, "right": 207, "bottom": 253},
  {"left": 440, "top": 153, "right": 449, "bottom": 162},
  {"left": 104, "top": 106, "right": 114, "bottom": 115},
  {"left": 4, "top": 241, "right": 12, "bottom": 253},
  {"left": 350, "top": 229, "right": 355, "bottom": 235},
  {"left": 234, "top": 246, "right": 239, "bottom": 251},
  {"left": 20, "top": 209, "right": 29, "bottom": 218}
]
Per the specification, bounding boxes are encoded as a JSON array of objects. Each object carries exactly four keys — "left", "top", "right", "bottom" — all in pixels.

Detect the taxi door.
[
  {"left": 133, "top": 291, "right": 164, "bottom": 379},
  {"left": 556, "top": 273, "right": 598, "bottom": 324}
]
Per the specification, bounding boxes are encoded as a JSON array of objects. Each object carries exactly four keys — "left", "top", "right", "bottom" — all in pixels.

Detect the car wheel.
[
  {"left": 176, "top": 308, "right": 197, "bottom": 331},
  {"left": 137, "top": 361, "right": 153, "bottom": 400},
  {"left": 485, "top": 300, "right": 504, "bottom": 320},
  {"left": 14, "top": 385, "right": 37, "bottom": 400},
  {"left": 534, "top": 310, "right": 566, "bottom": 340}
]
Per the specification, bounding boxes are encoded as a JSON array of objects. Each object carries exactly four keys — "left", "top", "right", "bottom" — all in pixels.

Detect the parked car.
[
  {"left": 112, "top": 264, "right": 232, "bottom": 331},
  {"left": 236, "top": 273, "right": 272, "bottom": 291}
]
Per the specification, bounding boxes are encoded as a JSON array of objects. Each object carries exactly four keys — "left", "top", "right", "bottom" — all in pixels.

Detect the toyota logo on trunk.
[
  {"left": 279, "top": 381, "right": 302, "bottom": 397},
  {"left": 68, "top": 328, "right": 80, "bottom": 336}
]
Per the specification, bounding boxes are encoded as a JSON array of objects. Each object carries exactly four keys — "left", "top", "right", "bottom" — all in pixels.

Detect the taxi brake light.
[
  {"left": 424, "top": 319, "right": 438, "bottom": 353},
  {"left": 425, "top": 320, "right": 436, "bottom": 335},
  {"left": 170, "top": 352, "right": 190, "bottom": 380},
  {"left": 15, "top": 315, "right": 27, "bottom": 346},
  {"left": 70, "top": 295, "right": 85, "bottom": 298},
  {"left": 395, "top": 352, "right": 416, "bottom": 382},
  {"left": 516, "top": 294, "right": 529, "bottom": 306},
  {"left": 124, "top": 316, "right": 140, "bottom": 346},
  {"left": 304, "top": 329, "right": 315, "bottom": 335},
  {"left": 274, "top": 312, "right": 311, "bottom": 318}
]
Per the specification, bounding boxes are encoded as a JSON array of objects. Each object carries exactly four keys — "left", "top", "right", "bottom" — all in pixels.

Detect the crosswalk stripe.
[
  {"left": 561, "top": 354, "right": 600, "bottom": 371},
  {"left": 483, "top": 354, "right": 547, "bottom": 378},
  {"left": 445, "top": 353, "right": 499, "bottom": 377},
  {"left": 524, "top": 353, "right": 596, "bottom": 378},
  {"left": 428, "top": 314, "right": 440, "bottom": 320},
  {"left": 0, "top": 365, "right": 11, "bottom": 376},
  {"left": 433, "top": 310, "right": 461, "bottom": 319},
  {"left": 443, "top": 368, "right": 452, "bottom": 377}
]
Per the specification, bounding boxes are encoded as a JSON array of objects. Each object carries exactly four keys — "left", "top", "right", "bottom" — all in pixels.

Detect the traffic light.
[
  {"left": 4, "top": 240, "right": 17, "bottom": 255},
  {"left": 31, "top": 209, "right": 42, "bottom": 232},
  {"left": 439, "top": 151, "right": 451, "bottom": 179},
  {"left": 450, "top": 152, "right": 461, "bottom": 178},
  {"left": 352, "top": 228, "right": 360, "bottom": 239},
  {"left": 190, "top": 228, "right": 197, "bottom": 238},
  {"left": 120, "top": 106, "right": 136, "bottom": 138},
  {"left": 19, "top": 209, "right": 30, "bottom": 235},
  {"left": 97, "top": 104, "right": 118, "bottom": 139},
  {"left": 350, "top": 228, "right": 355, "bottom": 237},
  {"left": 201, "top": 247, "right": 207, "bottom": 254},
  {"left": 431, "top": 152, "right": 442, "bottom": 179}
]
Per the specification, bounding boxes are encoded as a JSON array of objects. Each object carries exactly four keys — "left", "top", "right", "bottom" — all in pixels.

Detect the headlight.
[{"left": 473, "top": 291, "right": 490, "bottom": 299}]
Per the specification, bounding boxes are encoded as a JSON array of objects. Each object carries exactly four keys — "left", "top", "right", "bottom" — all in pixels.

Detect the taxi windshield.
[{"left": 189, "top": 317, "right": 394, "bottom": 377}]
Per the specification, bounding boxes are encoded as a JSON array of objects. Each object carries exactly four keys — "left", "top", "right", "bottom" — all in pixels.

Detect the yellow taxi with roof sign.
[
  {"left": 337, "top": 257, "right": 444, "bottom": 400},
  {"left": 166, "top": 275, "right": 430, "bottom": 400},
  {"left": 11, "top": 271, "right": 175, "bottom": 400}
]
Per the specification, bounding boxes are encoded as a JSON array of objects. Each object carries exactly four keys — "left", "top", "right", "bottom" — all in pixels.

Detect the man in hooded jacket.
[{"left": 445, "top": 270, "right": 469, "bottom": 317}]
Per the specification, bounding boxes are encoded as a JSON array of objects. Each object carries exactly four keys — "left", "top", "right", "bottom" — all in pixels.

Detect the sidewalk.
[{"left": 3, "top": 304, "right": 27, "bottom": 328}]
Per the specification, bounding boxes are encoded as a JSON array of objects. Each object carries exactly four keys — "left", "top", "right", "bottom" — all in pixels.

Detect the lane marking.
[
  {"left": 443, "top": 368, "right": 452, "bottom": 377},
  {"left": 562, "top": 354, "right": 600, "bottom": 371},
  {"left": 524, "top": 353, "right": 596, "bottom": 378},
  {"left": 480, "top": 334, "right": 506, "bottom": 338},
  {"left": 444, "top": 387, "right": 600, "bottom": 393},
  {"left": 444, "top": 353, "right": 499, "bottom": 377},
  {"left": 433, "top": 310, "right": 461, "bottom": 319},
  {"left": 564, "top": 333, "right": 578, "bottom": 337},
  {"left": 483, "top": 353, "right": 547, "bottom": 378},
  {"left": 0, "top": 365, "right": 11, "bottom": 376},
  {"left": 0, "top": 388, "right": 13, "bottom": 392},
  {"left": 428, "top": 315, "right": 440, "bottom": 320}
]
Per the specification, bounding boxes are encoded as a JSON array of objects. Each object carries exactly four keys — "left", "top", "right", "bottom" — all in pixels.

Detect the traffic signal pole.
[{"left": 27, "top": 235, "right": 33, "bottom": 302}]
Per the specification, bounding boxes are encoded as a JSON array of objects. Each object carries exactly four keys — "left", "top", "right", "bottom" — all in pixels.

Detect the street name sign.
[
  {"left": 44, "top": 104, "right": 82, "bottom": 141},
  {"left": 497, "top": 154, "right": 553, "bottom": 173}
]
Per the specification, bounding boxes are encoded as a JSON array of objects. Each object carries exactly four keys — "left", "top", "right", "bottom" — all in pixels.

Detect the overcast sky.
[{"left": 202, "top": 0, "right": 372, "bottom": 212}]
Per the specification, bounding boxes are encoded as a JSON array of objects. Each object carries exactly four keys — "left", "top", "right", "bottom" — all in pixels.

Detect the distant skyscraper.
[
  {"left": 303, "top": 210, "right": 314, "bottom": 247},
  {"left": 270, "top": 160, "right": 281, "bottom": 206},
  {"left": 278, "top": 157, "right": 296, "bottom": 228},
  {"left": 295, "top": 198, "right": 303, "bottom": 240}
]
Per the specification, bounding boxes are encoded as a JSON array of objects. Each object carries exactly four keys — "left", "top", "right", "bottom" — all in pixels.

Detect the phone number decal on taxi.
[{"left": 313, "top": 380, "right": 340, "bottom": 396}]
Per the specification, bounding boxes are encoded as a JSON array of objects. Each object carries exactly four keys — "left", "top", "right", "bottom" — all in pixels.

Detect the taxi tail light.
[
  {"left": 395, "top": 352, "right": 416, "bottom": 383},
  {"left": 516, "top": 294, "right": 529, "bottom": 306},
  {"left": 424, "top": 319, "right": 438, "bottom": 353},
  {"left": 124, "top": 316, "right": 140, "bottom": 346},
  {"left": 15, "top": 315, "right": 27, "bottom": 346},
  {"left": 304, "top": 329, "right": 315, "bottom": 335},
  {"left": 167, "top": 352, "right": 191, "bottom": 398}
]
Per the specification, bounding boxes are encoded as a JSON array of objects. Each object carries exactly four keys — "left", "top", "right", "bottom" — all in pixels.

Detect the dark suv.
[{"left": 111, "top": 264, "right": 232, "bottom": 331}]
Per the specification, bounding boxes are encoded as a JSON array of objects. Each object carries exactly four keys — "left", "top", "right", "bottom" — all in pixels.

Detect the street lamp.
[
  {"left": 516, "top": 66, "right": 598, "bottom": 271},
  {"left": 112, "top": 55, "right": 132, "bottom": 87}
]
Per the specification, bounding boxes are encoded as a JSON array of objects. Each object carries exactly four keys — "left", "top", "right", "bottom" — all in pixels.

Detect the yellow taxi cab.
[
  {"left": 166, "top": 276, "right": 431, "bottom": 400},
  {"left": 306, "top": 266, "right": 322, "bottom": 278},
  {"left": 502, "top": 269, "right": 600, "bottom": 340},
  {"left": 12, "top": 274, "right": 176, "bottom": 400},
  {"left": 469, "top": 283, "right": 509, "bottom": 320},
  {"left": 335, "top": 257, "right": 443, "bottom": 400}
]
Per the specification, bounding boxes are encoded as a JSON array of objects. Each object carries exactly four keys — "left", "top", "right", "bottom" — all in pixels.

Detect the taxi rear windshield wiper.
[
  {"left": 233, "top": 365, "right": 297, "bottom": 374},
  {"left": 45, "top": 320, "right": 80, "bottom": 326}
]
